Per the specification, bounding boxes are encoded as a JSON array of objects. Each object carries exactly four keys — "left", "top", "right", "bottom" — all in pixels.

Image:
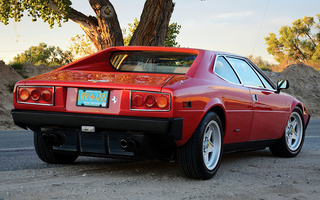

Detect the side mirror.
[{"left": 276, "top": 79, "right": 289, "bottom": 93}]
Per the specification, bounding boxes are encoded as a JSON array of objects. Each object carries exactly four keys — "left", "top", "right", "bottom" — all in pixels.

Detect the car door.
[
  {"left": 214, "top": 56, "right": 253, "bottom": 144},
  {"left": 226, "top": 57, "right": 288, "bottom": 141}
]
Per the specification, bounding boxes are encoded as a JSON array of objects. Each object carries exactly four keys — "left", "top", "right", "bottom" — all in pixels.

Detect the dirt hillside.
[
  {"left": 265, "top": 64, "right": 320, "bottom": 118},
  {"left": 0, "top": 61, "right": 23, "bottom": 130},
  {"left": 0, "top": 61, "right": 319, "bottom": 130},
  {"left": 0, "top": 61, "right": 59, "bottom": 130}
]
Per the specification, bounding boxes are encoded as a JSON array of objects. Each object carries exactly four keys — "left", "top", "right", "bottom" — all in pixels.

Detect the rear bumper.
[{"left": 11, "top": 110, "right": 183, "bottom": 140}]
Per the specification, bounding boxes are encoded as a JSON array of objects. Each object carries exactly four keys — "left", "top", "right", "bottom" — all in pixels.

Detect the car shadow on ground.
[{"left": 1, "top": 147, "right": 281, "bottom": 180}]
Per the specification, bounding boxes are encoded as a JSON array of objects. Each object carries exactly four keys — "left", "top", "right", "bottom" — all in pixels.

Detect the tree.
[
  {"left": 69, "top": 34, "right": 97, "bottom": 59},
  {"left": 68, "top": 18, "right": 181, "bottom": 60},
  {"left": 0, "top": 0, "right": 175, "bottom": 50},
  {"left": 247, "top": 55, "right": 273, "bottom": 71},
  {"left": 123, "top": 18, "right": 140, "bottom": 46},
  {"left": 11, "top": 42, "right": 73, "bottom": 66},
  {"left": 164, "top": 22, "right": 181, "bottom": 47},
  {"left": 123, "top": 18, "right": 181, "bottom": 47},
  {"left": 265, "top": 14, "right": 320, "bottom": 65}
]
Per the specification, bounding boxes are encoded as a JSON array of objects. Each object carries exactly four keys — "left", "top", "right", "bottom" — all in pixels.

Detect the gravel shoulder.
[{"left": 0, "top": 139, "right": 319, "bottom": 200}]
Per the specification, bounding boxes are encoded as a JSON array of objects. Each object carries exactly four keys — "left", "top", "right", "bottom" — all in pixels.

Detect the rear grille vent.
[{"left": 80, "top": 132, "right": 106, "bottom": 154}]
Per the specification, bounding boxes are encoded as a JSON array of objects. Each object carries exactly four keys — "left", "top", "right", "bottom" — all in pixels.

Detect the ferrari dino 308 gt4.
[{"left": 12, "top": 46, "right": 310, "bottom": 179}]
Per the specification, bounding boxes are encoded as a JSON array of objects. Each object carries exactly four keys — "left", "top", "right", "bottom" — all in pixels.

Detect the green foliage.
[
  {"left": 247, "top": 55, "right": 273, "bottom": 71},
  {"left": 7, "top": 82, "right": 16, "bottom": 93},
  {"left": 10, "top": 62, "right": 23, "bottom": 71},
  {"left": 123, "top": 18, "right": 140, "bottom": 46},
  {"left": 164, "top": 22, "right": 181, "bottom": 47},
  {"left": 68, "top": 34, "right": 97, "bottom": 60},
  {"left": 265, "top": 14, "right": 320, "bottom": 64},
  {"left": 123, "top": 18, "right": 181, "bottom": 47},
  {"left": 9, "top": 62, "right": 28, "bottom": 78},
  {"left": 0, "top": 0, "right": 71, "bottom": 28},
  {"left": 11, "top": 42, "right": 73, "bottom": 66}
]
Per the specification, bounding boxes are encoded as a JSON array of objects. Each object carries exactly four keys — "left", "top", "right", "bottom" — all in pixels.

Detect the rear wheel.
[
  {"left": 178, "top": 112, "right": 223, "bottom": 180},
  {"left": 34, "top": 131, "right": 78, "bottom": 164},
  {"left": 270, "top": 107, "right": 305, "bottom": 157}
]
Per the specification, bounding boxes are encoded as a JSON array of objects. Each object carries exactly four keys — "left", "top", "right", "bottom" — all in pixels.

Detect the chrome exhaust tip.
[{"left": 120, "top": 139, "right": 128, "bottom": 149}]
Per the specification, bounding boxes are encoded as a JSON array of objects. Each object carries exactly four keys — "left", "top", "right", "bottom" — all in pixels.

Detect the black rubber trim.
[
  {"left": 223, "top": 139, "right": 278, "bottom": 153},
  {"left": 11, "top": 109, "right": 183, "bottom": 140},
  {"left": 305, "top": 114, "right": 311, "bottom": 129}
]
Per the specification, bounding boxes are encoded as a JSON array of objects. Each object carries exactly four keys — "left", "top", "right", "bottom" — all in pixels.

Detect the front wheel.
[
  {"left": 270, "top": 107, "right": 305, "bottom": 157},
  {"left": 178, "top": 112, "right": 223, "bottom": 180}
]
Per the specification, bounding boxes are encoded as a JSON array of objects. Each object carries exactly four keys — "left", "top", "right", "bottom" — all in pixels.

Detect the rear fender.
[{"left": 175, "top": 97, "right": 226, "bottom": 147}]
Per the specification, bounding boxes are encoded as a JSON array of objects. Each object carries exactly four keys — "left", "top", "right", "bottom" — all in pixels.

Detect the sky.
[{"left": 1, "top": 0, "right": 320, "bottom": 64}]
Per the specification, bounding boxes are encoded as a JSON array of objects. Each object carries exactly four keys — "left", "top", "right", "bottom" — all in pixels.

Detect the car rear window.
[{"left": 110, "top": 51, "right": 197, "bottom": 74}]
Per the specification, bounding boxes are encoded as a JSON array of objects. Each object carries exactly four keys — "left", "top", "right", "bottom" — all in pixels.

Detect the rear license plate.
[{"left": 77, "top": 89, "right": 109, "bottom": 108}]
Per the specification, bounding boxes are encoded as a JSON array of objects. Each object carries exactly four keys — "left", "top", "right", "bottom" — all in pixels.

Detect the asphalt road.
[
  {"left": 1, "top": 119, "right": 319, "bottom": 153},
  {"left": 0, "top": 120, "right": 319, "bottom": 199},
  {"left": 0, "top": 120, "right": 319, "bottom": 171}
]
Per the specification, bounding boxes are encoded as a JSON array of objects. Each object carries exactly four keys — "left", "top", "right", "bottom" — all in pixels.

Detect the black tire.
[
  {"left": 34, "top": 131, "right": 78, "bottom": 164},
  {"left": 178, "top": 111, "right": 223, "bottom": 180},
  {"left": 269, "top": 107, "right": 305, "bottom": 158}
]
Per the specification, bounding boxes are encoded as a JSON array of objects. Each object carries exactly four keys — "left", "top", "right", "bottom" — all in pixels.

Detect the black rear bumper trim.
[{"left": 11, "top": 110, "right": 183, "bottom": 140}]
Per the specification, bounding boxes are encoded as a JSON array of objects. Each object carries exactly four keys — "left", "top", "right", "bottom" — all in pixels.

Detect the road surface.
[{"left": 0, "top": 120, "right": 319, "bottom": 199}]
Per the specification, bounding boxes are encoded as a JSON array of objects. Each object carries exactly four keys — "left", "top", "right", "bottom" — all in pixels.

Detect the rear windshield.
[{"left": 110, "top": 51, "right": 197, "bottom": 74}]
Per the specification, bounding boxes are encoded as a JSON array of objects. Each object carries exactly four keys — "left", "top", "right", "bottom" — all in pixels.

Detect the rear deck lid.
[{"left": 25, "top": 70, "right": 173, "bottom": 90}]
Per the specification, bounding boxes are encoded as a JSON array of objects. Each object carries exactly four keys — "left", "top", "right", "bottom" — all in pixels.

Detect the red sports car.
[{"left": 12, "top": 46, "right": 310, "bottom": 179}]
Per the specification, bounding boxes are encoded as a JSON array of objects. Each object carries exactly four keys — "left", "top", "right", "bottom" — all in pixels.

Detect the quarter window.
[
  {"left": 227, "top": 57, "right": 263, "bottom": 88},
  {"left": 214, "top": 56, "right": 240, "bottom": 84},
  {"left": 254, "top": 68, "right": 274, "bottom": 90}
]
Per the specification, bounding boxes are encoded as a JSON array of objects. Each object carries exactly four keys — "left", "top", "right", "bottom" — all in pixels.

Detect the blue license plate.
[{"left": 77, "top": 89, "right": 109, "bottom": 108}]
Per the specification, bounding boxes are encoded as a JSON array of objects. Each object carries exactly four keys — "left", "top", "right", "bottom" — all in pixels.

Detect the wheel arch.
[
  {"left": 208, "top": 105, "right": 226, "bottom": 135},
  {"left": 203, "top": 97, "right": 226, "bottom": 135},
  {"left": 283, "top": 93, "right": 308, "bottom": 127},
  {"left": 289, "top": 99, "right": 307, "bottom": 125}
]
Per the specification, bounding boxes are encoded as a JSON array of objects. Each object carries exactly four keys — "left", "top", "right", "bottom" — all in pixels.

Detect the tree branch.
[
  {"left": 129, "top": 0, "right": 175, "bottom": 46},
  {"left": 47, "top": 1, "right": 98, "bottom": 29},
  {"left": 48, "top": 0, "right": 123, "bottom": 50}
]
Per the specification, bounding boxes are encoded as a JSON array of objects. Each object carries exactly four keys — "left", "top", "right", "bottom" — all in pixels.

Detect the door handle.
[{"left": 252, "top": 94, "right": 258, "bottom": 102}]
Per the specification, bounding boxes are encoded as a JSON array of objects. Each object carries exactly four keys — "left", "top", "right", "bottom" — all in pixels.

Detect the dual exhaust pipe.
[
  {"left": 42, "top": 133, "right": 137, "bottom": 151},
  {"left": 120, "top": 139, "right": 138, "bottom": 151},
  {"left": 42, "top": 133, "right": 63, "bottom": 145}
]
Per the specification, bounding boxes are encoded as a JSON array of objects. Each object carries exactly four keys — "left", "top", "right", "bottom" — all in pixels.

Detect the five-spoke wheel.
[
  {"left": 285, "top": 111, "right": 303, "bottom": 152},
  {"left": 202, "top": 120, "right": 221, "bottom": 171},
  {"left": 270, "top": 107, "right": 305, "bottom": 157},
  {"left": 178, "top": 111, "right": 223, "bottom": 180}
]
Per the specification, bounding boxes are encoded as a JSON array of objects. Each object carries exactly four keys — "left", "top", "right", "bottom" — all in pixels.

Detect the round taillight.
[
  {"left": 19, "top": 89, "right": 30, "bottom": 101},
  {"left": 30, "top": 89, "right": 41, "bottom": 101},
  {"left": 145, "top": 95, "right": 155, "bottom": 108},
  {"left": 156, "top": 96, "right": 168, "bottom": 109},
  {"left": 132, "top": 95, "right": 143, "bottom": 107},
  {"left": 41, "top": 90, "right": 52, "bottom": 102}
]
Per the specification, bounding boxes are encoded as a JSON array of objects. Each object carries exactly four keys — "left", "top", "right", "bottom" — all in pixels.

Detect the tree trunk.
[
  {"left": 88, "top": 0, "right": 124, "bottom": 50},
  {"left": 49, "top": 0, "right": 174, "bottom": 50},
  {"left": 129, "top": 0, "right": 175, "bottom": 46}
]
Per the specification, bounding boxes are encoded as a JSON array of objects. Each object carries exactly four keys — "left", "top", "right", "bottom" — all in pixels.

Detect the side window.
[
  {"left": 214, "top": 56, "right": 240, "bottom": 84},
  {"left": 254, "top": 69, "right": 274, "bottom": 90},
  {"left": 227, "top": 57, "right": 264, "bottom": 88}
]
